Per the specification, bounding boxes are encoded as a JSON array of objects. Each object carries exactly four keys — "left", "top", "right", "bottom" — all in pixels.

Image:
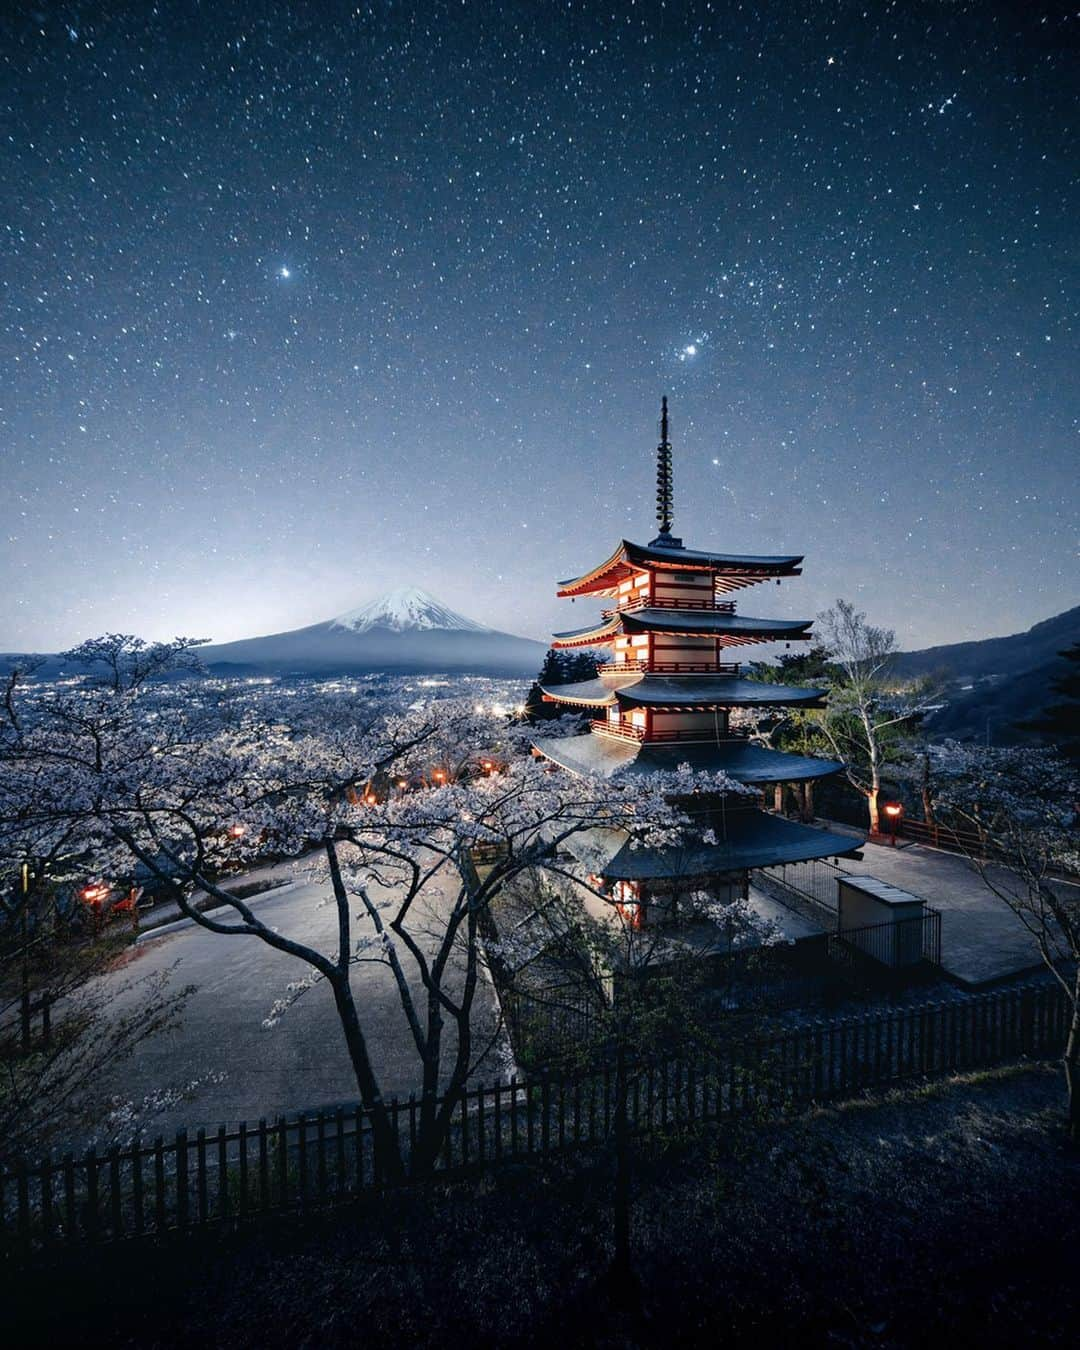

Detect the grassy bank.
[{"left": 6, "top": 1064, "right": 1077, "bottom": 1348}]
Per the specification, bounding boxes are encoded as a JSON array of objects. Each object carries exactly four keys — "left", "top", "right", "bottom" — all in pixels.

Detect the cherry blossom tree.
[
  {"left": 0, "top": 649, "right": 738, "bottom": 1178},
  {"left": 929, "top": 742, "right": 1080, "bottom": 1143}
]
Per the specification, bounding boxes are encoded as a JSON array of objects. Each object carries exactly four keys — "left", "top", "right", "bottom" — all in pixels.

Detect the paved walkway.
[
  {"left": 835, "top": 837, "right": 1062, "bottom": 987},
  {"left": 94, "top": 856, "right": 506, "bottom": 1139}
]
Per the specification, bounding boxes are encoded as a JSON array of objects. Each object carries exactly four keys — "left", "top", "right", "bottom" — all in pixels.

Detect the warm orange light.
[
  {"left": 396, "top": 780, "right": 408, "bottom": 790},
  {"left": 228, "top": 824, "right": 247, "bottom": 838},
  {"left": 80, "top": 883, "right": 110, "bottom": 904},
  {"left": 883, "top": 802, "right": 903, "bottom": 818},
  {"left": 433, "top": 770, "right": 446, "bottom": 782}
]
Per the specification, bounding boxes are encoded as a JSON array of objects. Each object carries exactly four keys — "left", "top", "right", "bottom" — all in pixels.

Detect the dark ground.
[{"left": 5, "top": 1064, "right": 1078, "bottom": 1348}]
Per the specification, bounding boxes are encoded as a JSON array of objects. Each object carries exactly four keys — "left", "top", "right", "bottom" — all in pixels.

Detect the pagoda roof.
[
  {"left": 562, "top": 809, "right": 862, "bottom": 880},
  {"left": 558, "top": 539, "right": 803, "bottom": 598},
  {"left": 532, "top": 732, "right": 844, "bottom": 785},
  {"left": 552, "top": 610, "right": 813, "bottom": 649},
  {"left": 540, "top": 675, "right": 827, "bottom": 710}
]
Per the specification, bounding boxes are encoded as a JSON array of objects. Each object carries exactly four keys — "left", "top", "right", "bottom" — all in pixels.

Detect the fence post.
[
  {"left": 218, "top": 1125, "right": 229, "bottom": 1222},
  {"left": 108, "top": 1146, "right": 122, "bottom": 1239},
  {"left": 196, "top": 1128, "right": 208, "bottom": 1225},
  {"left": 1020, "top": 987, "right": 1035, "bottom": 1057}
]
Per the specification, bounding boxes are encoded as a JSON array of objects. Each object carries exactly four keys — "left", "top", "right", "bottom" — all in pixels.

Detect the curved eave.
[
  {"left": 532, "top": 734, "right": 845, "bottom": 785},
  {"left": 542, "top": 675, "right": 825, "bottom": 710},
  {"left": 552, "top": 611, "right": 814, "bottom": 649},
  {"left": 539, "top": 678, "right": 617, "bottom": 708},
  {"left": 615, "top": 678, "right": 827, "bottom": 710},
  {"left": 557, "top": 539, "right": 804, "bottom": 597},
  {"left": 564, "top": 812, "right": 864, "bottom": 881}
]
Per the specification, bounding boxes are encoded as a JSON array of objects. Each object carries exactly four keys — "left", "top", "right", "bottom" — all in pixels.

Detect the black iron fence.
[
  {"left": 757, "top": 858, "right": 851, "bottom": 919},
  {"left": 0, "top": 981, "right": 1068, "bottom": 1260},
  {"left": 827, "top": 908, "right": 942, "bottom": 971}
]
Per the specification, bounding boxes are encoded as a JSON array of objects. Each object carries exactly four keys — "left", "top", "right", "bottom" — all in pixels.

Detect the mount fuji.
[{"left": 198, "top": 586, "right": 546, "bottom": 676}]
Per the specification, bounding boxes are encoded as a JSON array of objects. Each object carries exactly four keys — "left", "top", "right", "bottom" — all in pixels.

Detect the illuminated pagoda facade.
[{"left": 532, "top": 398, "right": 862, "bottom": 924}]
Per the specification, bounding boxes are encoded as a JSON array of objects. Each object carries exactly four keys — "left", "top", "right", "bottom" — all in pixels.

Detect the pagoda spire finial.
[{"left": 650, "top": 396, "right": 681, "bottom": 548}]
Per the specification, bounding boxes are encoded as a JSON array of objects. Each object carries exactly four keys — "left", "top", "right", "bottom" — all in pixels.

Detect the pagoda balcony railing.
[
  {"left": 597, "top": 660, "right": 741, "bottom": 676},
  {"left": 602, "top": 596, "right": 737, "bottom": 619},
  {"left": 590, "top": 720, "right": 750, "bottom": 745}
]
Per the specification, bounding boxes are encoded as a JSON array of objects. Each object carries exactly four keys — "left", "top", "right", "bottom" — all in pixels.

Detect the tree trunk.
[
  {"left": 865, "top": 791, "right": 879, "bottom": 835},
  {"left": 920, "top": 750, "right": 936, "bottom": 828},
  {"left": 1065, "top": 982, "right": 1080, "bottom": 1149},
  {"left": 330, "top": 976, "right": 405, "bottom": 1181}
]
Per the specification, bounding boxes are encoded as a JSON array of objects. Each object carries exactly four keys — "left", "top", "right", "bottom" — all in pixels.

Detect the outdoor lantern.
[
  {"left": 883, "top": 800, "right": 903, "bottom": 846},
  {"left": 228, "top": 824, "right": 247, "bottom": 838}
]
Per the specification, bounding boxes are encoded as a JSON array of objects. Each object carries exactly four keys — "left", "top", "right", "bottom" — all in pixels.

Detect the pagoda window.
[
  {"left": 630, "top": 709, "right": 647, "bottom": 729},
  {"left": 613, "top": 879, "right": 643, "bottom": 929},
  {"left": 630, "top": 634, "right": 649, "bottom": 648}
]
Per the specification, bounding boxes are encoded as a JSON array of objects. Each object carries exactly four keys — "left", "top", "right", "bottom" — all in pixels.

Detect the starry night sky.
[{"left": 2, "top": 1, "right": 1077, "bottom": 654}]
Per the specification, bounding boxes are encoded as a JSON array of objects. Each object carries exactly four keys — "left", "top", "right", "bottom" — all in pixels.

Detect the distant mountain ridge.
[
  {"left": 892, "top": 604, "right": 1080, "bottom": 746},
  {"left": 891, "top": 605, "right": 1080, "bottom": 682}
]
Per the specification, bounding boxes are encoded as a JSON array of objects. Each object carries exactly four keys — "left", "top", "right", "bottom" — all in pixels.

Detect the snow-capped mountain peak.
[{"left": 329, "top": 586, "right": 492, "bottom": 635}]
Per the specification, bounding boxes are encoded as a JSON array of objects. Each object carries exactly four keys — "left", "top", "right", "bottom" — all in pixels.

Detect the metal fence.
[
  {"left": 0, "top": 981, "right": 1069, "bottom": 1261},
  {"left": 827, "top": 908, "right": 943, "bottom": 971},
  {"left": 757, "top": 858, "right": 851, "bottom": 919}
]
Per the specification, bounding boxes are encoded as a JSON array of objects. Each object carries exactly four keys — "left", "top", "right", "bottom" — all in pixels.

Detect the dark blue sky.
[{"left": 2, "top": 1, "right": 1076, "bottom": 652}]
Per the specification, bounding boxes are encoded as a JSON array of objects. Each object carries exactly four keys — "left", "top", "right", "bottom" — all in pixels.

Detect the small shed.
[{"left": 837, "top": 876, "right": 926, "bottom": 969}]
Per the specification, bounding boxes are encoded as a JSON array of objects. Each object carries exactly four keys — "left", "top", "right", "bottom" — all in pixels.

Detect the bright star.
[{"left": 279, "top": 266, "right": 291, "bottom": 279}]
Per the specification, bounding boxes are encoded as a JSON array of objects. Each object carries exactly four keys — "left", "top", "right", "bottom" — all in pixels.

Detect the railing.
[
  {"left": 602, "top": 596, "right": 737, "bottom": 618},
  {"left": 590, "top": 721, "right": 749, "bottom": 745},
  {"left": 898, "top": 817, "right": 987, "bottom": 856},
  {"left": 756, "top": 859, "right": 851, "bottom": 921},
  {"left": 597, "top": 659, "right": 647, "bottom": 674},
  {"left": 596, "top": 661, "right": 742, "bottom": 676},
  {"left": 0, "top": 983, "right": 1068, "bottom": 1259},
  {"left": 827, "top": 908, "right": 943, "bottom": 971}
]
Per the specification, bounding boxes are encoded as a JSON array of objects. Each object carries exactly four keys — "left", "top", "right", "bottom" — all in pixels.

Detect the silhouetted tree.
[{"left": 1018, "top": 643, "right": 1080, "bottom": 763}]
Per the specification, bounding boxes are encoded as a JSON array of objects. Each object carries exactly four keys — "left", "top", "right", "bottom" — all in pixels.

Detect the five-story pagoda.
[{"left": 532, "top": 399, "right": 862, "bottom": 923}]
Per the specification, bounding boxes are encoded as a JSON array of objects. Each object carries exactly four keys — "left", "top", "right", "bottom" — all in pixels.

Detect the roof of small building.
[
  {"left": 540, "top": 675, "right": 827, "bottom": 710},
  {"left": 532, "top": 732, "right": 844, "bottom": 784},
  {"left": 561, "top": 808, "right": 863, "bottom": 880}
]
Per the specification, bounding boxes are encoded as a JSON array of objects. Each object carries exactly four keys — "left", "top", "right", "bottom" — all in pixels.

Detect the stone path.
[{"left": 832, "top": 836, "right": 1066, "bottom": 986}]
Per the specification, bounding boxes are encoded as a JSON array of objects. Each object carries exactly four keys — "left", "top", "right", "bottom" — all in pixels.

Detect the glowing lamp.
[
  {"left": 883, "top": 803, "right": 902, "bottom": 818},
  {"left": 882, "top": 800, "right": 903, "bottom": 847},
  {"left": 228, "top": 824, "right": 247, "bottom": 838}
]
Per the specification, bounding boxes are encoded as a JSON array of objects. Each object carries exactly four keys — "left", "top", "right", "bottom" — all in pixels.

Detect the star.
[{"left": 279, "top": 266, "right": 291, "bottom": 279}]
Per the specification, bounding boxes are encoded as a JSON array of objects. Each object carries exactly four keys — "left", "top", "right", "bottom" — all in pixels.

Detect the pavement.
[
  {"left": 830, "top": 836, "right": 1065, "bottom": 987},
  {"left": 94, "top": 855, "right": 507, "bottom": 1138}
]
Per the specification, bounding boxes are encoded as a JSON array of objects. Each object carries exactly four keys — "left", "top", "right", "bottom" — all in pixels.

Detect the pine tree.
[{"left": 1018, "top": 643, "right": 1080, "bottom": 763}]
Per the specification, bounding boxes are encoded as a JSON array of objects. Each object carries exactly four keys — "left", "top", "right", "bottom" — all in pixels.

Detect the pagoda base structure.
[{"left": 532, "top": 398, "right": 864, "bottom": 927}]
